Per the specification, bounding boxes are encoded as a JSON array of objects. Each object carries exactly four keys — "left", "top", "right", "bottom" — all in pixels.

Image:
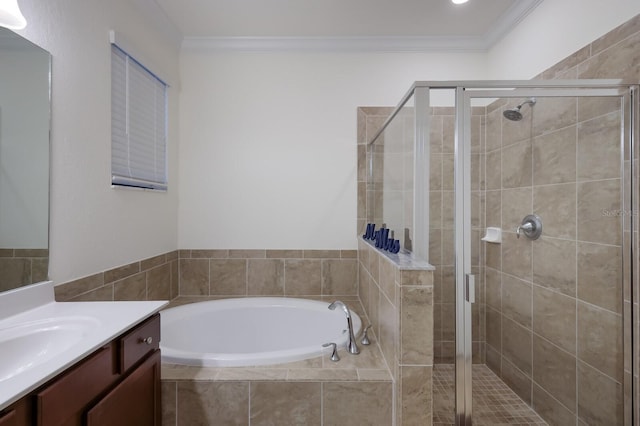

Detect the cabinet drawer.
[
  {"left": 120, "top": 314, "right": 160, "bottom": 373},
  {"left": 86, "top": 350, "right": 161, "bottom": 426},
  {"left": 36, "top": 344, "right": 118, "bottom": 426}
]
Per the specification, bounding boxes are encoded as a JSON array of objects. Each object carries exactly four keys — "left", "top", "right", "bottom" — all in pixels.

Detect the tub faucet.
[{"left": 328, "top": 300, "right": 360, "bottom": 355}]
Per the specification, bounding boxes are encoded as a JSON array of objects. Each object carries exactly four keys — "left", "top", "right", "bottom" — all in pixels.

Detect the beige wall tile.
[
  {"left": 191, "top": 249, "right": 228, "bottom": 258},
  {"left": 304, "top": 250, "right": 341, "bottom": 259},
  {"left": 322, "top": 259, "right": 357, "bottom": 295},
  {"left": 104, "top": 261, "right": 140, "bottom": 284},
  {"left": 248, "top": 259, "right": 284, "bottom": 296},
  {"left": 533, "top": 285, "right": 576, "bottom": 354},
  {"left": 532, "top": 237, "right": 577, "bottom": 296},
  {"left": 54, "top": 273, "right": 104, "bottom": 302},
  {"left": 532, "top": 97, "right": 577, "bottom": 137},
  {"left": 502, "top": 274, "right": 532, "bottom": 328},
  {"left": 533, "top": 383, "right": 577, "bottom": 425},
  {"left": 180, "top": 259, "right": 210, "bottom": 296},
  {"left": 114, "top": 272, "right": 146, "bottom": 301},
  {"left": 577, "top": 361, "right": 624, "bottom": 425},
  {"left": 533, "top": 127, "right": 577, "bottom": 188},
  {"left": 229, "top": 249, "right": 266, "bottom": 258},
  {"left": 501, "top": 358, "right": 532, "bottom": 404},
  {"left": 486, "top": 150, "right": 502, "bottom": 190},
  {"left": 0, "top": 258, "right": 31, "bottom": 291},
  {"left": 249, "top": 382, "right": 321, "bottom": 425},
  {"left": 578, "top": 302, "right": 623, "bottom": 382},
  {"left": 578, "top": 30, "right": 640, "bottom": 80},
  {"left": 485, "top": 268, "right": 501, "bottom": 310},
  {"left": 400, "top": 286, "right": 433, "bottom": 365},
  {"left": 161, "top": 381, "right": 176, "bottom": 426},
  {"left": 177, "top": 381, "right": 249, "bottom": 425},
  {"left": 323, "top": 382, "right": 393, "bottom": 425},
  {"left": 285, "top": 259, "right": 321, "bottom": 295},
  {"left": 577, "top": 242, "right": 622, "bottom": 313},
  {"left": 578, "top": 111, "right": 622, "bottom": 181},
  {"left": 71, "top": 284, "right": 113, "bottom": 301},
  {"left": 486, "top": 306, "right": 502, "bottom": 353},
  {"left": 140, "top": 253, "right": 166, "bottom": 271},
  {"left": 379, "top": 292, "right": 398, "bottom": 372},
  {"left": 379, "top": 257, "right": 396, "bottom": 301},
  {"left": 502, "top": 140, "right": 532, "bottom": 189},
  {"left": 577, "top": 179, "right": 621, "bottom": 245},
  {"left": 401, "top": 366, "right": 432, "bottom": 425},
  {"left": 502, "top": 317, "right": 532, "bottom": 375},
  {"left": 502, "top": 233, "right": 532, "bottom": 281},
  {"left": 209, "top": 259, "right": 246, "bottom": 295},
  {"left": 400, "top": 269, "right": 434, "bottom": 286},
  {"left": 533, "top": 183, "right": 577, "bottom": 239},
  {"left": 533, "top": 335, "right": 577, "bottom": 410},
  {"left": 147, "top": 263, "right": 171, "bottom": 300},
  {"left": 578, "top": 96, "right": 621, "bottom": 123},
  {"left": 501, "top": 187, "right": 532, "bottom": 233}
]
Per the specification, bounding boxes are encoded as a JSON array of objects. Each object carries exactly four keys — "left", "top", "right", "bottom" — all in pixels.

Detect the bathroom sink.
[{"left": 0, "top": 316, "right": 100, "bottom": 382}]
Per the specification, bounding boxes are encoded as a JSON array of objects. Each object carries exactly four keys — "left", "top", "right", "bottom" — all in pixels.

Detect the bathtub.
[{"left": 160, "top": 297, "right": 362, "bottom": 367}]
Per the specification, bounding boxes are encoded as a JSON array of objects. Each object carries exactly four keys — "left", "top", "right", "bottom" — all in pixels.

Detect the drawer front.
[
  {"left": 36, "top": 344, "right": 117, "bottom": 426},
  {"left": 120, "top": 314, "right": 160, "bottom": 373}
]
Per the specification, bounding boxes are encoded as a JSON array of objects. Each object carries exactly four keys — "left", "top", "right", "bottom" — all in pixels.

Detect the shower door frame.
[{"left": 414, "top": 80, "right": 638, "bottom": 426}]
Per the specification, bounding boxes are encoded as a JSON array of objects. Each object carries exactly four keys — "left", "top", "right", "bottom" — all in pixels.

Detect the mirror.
[{"left": 0, "top": 28, "right": 51, "bottom": 292}]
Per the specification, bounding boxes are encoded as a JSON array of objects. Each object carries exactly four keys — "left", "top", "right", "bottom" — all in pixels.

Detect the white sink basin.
[{"left": 0, "top": 316, "right": 100, "bottom": 382}]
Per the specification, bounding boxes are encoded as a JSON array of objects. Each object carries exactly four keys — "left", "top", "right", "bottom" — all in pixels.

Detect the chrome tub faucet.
[{"left": 328, "top": 300, "right": 360, "bottom": 355}]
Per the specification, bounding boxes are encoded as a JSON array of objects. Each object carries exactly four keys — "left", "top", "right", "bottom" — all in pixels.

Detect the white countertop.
[{"left": 0, "top": 281, "right": 167, "bottom": 411}]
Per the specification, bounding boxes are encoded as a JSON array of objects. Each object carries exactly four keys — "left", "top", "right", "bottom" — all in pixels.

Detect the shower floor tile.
[{"left": 433, "top": 364, "right": 548, "bottom": 426}]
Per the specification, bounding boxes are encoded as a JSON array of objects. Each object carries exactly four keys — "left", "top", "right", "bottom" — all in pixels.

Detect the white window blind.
[{"left": 111, "top": 44, "right": 168, "bottom": 190}]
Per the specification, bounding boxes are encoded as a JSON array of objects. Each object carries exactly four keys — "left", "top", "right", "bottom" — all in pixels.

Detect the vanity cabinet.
[{"left": 0, "top": 314, "right": 161, "bottom": 426}]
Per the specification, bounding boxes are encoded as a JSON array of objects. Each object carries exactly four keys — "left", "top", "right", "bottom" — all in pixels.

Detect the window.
[{"left": 111, "top": 44, "right": 168, "bottom": 190}]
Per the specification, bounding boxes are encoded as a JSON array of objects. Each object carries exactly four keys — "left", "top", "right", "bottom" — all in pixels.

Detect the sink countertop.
[{"left": 0, "top": 281, "right": 168, "bottom": 411}]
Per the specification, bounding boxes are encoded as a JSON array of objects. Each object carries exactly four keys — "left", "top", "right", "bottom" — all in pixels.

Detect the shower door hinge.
[{"left": 465, "top": 274, "right": 475, "bottom": 304}]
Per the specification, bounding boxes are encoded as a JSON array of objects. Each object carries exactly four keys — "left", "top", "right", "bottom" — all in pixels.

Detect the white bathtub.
[{"left": 160, "top": 297, "right": 362, "bottom": 367}]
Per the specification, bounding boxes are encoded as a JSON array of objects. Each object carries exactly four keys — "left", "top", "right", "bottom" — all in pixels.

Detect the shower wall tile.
[
  {"left": 532, "top": 125, "right": 577, "bottom": 185},
  {"left": 532, "top": 384, "right": 577, "bottom": 425},
  {"left": 532, "top": 335, "right": 577, "bottom": 410},
  {"left": 577, "top": 179, "right": 621, "bottom": 245},
  {"left": 501, "top": 187, "right": 532, "bottom": 232},
  {"left": 532, "top": 285, "right": 576, "bottom": 354},
  {"left": 577, "top": 302, "right": 623, "bottom": 382},
  {"left": 533, "top": 183, "right": 577, "bottom": 240},
  {"left": 577, "top": 96, "right": 621, "bottom": 123},
  {"left": 532, "top": 237, "right": 577, "bottom": 296},
  {"left": 532, "top": 97, "right": 577, "bottom": 137},
  {"left": 501, "top": 274, "right": 532, "bottom": 328},
  {"left": 501, "top": 140, "right": 532, "bottom": 188},
  {"left": 577, "top": 242, "right": 622, "bottom": 314},
  {"left": 501, "top": 233, "right": 532, "bottom": 281},
  {"left": 577, "top": 111, "right": 622, "bottom": 181},
  {"left": 502, "top": 317, "right": 532, "bottom": 375},
  {"left": 501, "top": 357, "right": 532, "bottom": 405},
  {"left": 322, "top": 259, "right": 358, "bottom": 295},
  {"left": 577, "top": 361, "right": 624, "bottom": 425}
]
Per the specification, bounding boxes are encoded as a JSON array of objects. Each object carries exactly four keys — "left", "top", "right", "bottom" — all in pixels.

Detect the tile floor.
[{"left": 433, "top": 364, "right": 548, "bottom": 425}]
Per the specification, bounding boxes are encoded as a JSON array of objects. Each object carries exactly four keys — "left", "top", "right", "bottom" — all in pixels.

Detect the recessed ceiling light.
[{"left": 451, "top": 0, "right": 469, "bottom": 4}]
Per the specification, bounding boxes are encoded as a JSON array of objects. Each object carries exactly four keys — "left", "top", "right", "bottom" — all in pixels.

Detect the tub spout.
[{"left": 328, "top": 300, "right": 360, "bottom": 355}]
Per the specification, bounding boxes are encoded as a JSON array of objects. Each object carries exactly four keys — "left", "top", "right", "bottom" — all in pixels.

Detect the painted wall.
[
  {"left": 177, "top": 51, "right": 487, "bottom": 249},
  {"left": 13, "top": 0, "right": 181, "bottom": 284},
  {"left": 488, "top": 0, "right": 640, "bottom": 79}
]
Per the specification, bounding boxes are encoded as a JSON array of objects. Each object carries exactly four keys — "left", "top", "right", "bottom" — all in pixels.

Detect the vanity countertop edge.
[{"left": 0, "top": 281, "right": 168, "bottom": 411}]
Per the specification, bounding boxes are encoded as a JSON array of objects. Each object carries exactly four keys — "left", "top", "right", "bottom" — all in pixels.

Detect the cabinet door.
[
  {"left": 86, "top": 350, "right": 160, "bottom": 426},
  {"left": 0, "top": 397, "right": 32, "bottom": 426}
]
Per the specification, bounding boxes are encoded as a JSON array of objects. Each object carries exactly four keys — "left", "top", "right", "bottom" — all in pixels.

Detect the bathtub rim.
[{"left": 159, "top": 296, "right": 362, "bottom": 367}]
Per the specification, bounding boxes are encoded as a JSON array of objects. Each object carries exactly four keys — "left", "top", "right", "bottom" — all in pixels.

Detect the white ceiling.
[{"left": 153, "top": 0, "right": 542, "bottom": 50}]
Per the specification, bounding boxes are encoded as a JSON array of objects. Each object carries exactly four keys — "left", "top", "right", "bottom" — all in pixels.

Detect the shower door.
[{"left": 451, "top": 82, "right": 637, "bottom": 426}]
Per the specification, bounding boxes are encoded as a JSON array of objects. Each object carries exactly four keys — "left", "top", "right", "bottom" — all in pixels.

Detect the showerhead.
[{"left": 503, "top": 97, "right": 537, "bottom": 121}]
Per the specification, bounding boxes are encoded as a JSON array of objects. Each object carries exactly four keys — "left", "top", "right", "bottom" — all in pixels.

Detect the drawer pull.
[{"left": 139, "top": 336, "right": 153, "bottom": 345}]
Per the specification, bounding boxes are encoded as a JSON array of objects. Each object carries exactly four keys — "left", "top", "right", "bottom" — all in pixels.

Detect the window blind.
[{"left": 111, "top": 44, "right": 168, "bottom": 190}]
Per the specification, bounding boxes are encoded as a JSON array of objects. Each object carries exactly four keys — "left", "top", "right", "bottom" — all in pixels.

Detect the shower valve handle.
[{"left": 516, "top": 215, "right": 542, "bottom": 240}]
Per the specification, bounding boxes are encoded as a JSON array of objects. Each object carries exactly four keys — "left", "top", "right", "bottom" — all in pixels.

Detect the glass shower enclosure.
[{"left": 367, "top": 80, "right": 638, "bottom": 425}]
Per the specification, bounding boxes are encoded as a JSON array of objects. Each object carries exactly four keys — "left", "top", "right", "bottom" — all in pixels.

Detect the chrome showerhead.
[{"left": 503, "top": 97, "right": 536, "bottom": 121}]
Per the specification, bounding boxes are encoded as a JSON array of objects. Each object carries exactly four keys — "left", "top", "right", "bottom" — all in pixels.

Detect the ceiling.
[{"left": 153, "top": 0, "right": 543, "bottom": 50}]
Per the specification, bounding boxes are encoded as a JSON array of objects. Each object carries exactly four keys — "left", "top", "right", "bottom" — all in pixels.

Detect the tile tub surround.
[
  {"left": 54, "top": 250, "right": 179, "bottom": 302},
  {"left": 0, "top": 248, "right": 49, "bottom": 291},
  {"left": 161, "top": 296, "right": 394, "bottom": 426},
  {"left": 358, "top": 239, "right": 435, "bottom": 426},
  {"left": 178, "top": 249, "right": 358, "bottom": 297}
]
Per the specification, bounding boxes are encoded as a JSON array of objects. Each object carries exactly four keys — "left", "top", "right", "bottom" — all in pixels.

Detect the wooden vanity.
[{"left": 0, "top": 314, "right": 161, "bottom": 426}]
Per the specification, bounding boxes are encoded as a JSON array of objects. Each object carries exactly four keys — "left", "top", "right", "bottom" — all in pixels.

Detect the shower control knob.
[{"left": 516, "top": 215, "right": 542, "bottom": 240}]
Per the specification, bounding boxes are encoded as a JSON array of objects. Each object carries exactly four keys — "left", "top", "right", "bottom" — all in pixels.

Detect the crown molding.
[{"left": 181, "top": 0, "right": 543, "bottom": 53}]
